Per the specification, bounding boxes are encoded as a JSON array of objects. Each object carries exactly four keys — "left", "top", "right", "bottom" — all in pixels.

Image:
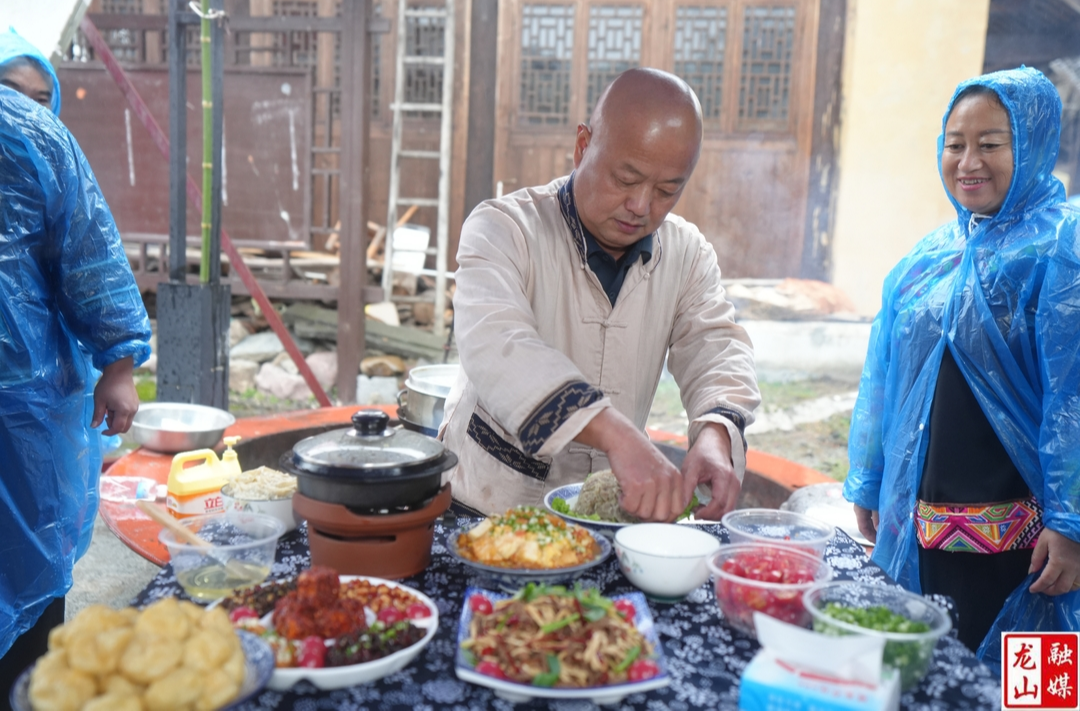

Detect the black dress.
[{"left": 917, "top": 347, "right": 1034, "bottom": 651}]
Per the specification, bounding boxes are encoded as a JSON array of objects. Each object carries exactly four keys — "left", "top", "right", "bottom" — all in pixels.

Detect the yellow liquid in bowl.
[{"left": 176, "top": 561, "right": 271, "bottom": 602}]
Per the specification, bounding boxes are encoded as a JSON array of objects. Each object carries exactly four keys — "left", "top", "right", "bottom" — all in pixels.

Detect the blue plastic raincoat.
[
  {"left": 0, "top": 33, "right": 151, "bottom": 656},
  {"left": 844, "top": 66, "right": 1080, "bottom": 659}
]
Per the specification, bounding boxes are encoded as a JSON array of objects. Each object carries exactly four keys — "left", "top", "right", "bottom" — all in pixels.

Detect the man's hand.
[
  {"left": 575, "top": 407, "right": 687, "bottom": 522},
  {"left": 1028, "top": 528, "right": 1080, "bottom": 596},
  {"left": 853, "top": 504, "right": 878, "bottom": 544},
  {"left": 682, "top": 423, "right": 738, "bottom": 521},
  {"left": 92, "top": 356, "right": 139, "bottom": 436}
]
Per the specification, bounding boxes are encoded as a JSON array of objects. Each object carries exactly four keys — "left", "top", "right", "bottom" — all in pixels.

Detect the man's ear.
[{"left": 573, "top": 123, "right": 591, "bottom": 169}]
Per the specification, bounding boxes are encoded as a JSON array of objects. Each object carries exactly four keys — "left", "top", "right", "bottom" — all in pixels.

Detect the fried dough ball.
[
  {"left": 180, "top": 600, "right": 205, "bottom": 623},
  {"left": 67, "top": 625, "right": 133, "bottom": 676},
  {"left": 48, "top": 605, "right": 131, "bottom": 650},
  {"left": 296, "top": 565, "right": 339, "bottom": 607},
  {"left": 196, "top": 668, "right": 241, "bottom": 711},
  {"left": 83, "top": 692, "right": 145, "bottom": 711},
  {"left": 118, "top": 633, "right": 183, "bottom": 684},
  {"left": 144, "top": 667, "right": 202, "bottom": 711},
  {"left": 222, "top": 649, "right": 246, "bottom": 684},
  {"left": 33, "top": 649, "right": 68, "bottom": 677},
  {"left": 182, "top": 628, "right": 235, "bottom": 671},
  {"left": 102, "top": 672, "right": 145, "bottom": 698},
  {"left": 27, "top": 666, "right": 96, "bottom": 711},
  {"left": 135, "top": 598, "right": 190, "bottom": 640},
  {"left": 198, "top": 605, "right": 236, "bottom": 639}
]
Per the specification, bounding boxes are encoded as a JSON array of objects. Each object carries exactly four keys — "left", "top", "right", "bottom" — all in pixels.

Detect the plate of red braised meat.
[{"left": 217, "top": 565, "right": 438, "bottom": 690}]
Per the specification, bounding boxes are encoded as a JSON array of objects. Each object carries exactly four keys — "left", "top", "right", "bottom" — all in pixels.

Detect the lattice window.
[
  {"left": 737, "top": 5, "right": 794, "bottom": 130},
  {"left": 674, "top": 5, "right": 727, "bottom": 122},
  {"left": 403, "top": 9, "right": 446, "bottom": 118},
  {"left": 586, "top": 5, "right": 642, "bottom": 118},
  {"left": 272, "top": 0, "right": 319, "bottom": 68},
  {"left": 101, "top": 0, "right": 144, "bottom": 63},
  {"left": 519, "top": 4, "right": 574, "bottom": 126}
]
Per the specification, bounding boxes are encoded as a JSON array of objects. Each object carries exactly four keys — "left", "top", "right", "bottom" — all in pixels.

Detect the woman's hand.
[
  {"left": 853, "top": 504, "right": 879, "bottom": 544},
  {"left": 92, "top": 356, "right": 139, "bottom": 436},
  {"left": 1028, "top": 528, "right": 1080, "bottom": 596}
]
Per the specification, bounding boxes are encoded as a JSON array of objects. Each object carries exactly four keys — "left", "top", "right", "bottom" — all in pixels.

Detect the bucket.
[{"left": 397, "top": 364, "right": 459, "bottom": 434}]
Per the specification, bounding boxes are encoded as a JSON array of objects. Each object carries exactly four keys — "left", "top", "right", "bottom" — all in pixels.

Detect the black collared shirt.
[{"left": 582, "top": 228, "right": 653, "bottom": 306}]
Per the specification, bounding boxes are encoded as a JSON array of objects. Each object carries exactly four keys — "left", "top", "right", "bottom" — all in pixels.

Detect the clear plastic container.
[
  {"left": 803, "top": 580, "right": 952, "bottom": 690},
  {"left": 721, "top": 508, "right": 835, "bottom": 558},
  {"left": 706, "top": 542, "right": 832, "bottom": 638},
  {"left": 158, "top": 511, "right": 284, "bottom": 602}
]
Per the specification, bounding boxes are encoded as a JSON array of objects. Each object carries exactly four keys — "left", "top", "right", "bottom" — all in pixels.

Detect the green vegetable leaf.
[
  {"left": 532, "top": 654, "right": 561, "bottom": 687},
  {"left": 551, "top": 497, "right": 571, "bottom": 514},
  {"left": 613, "top": 645, "right": 641, "bottom": 672},
  {"left": 677, "top": 494, "right": 700, "bottom": 521},
  {"left": 540, "top": 613, "right": 580, "bottom": 634},
  {"left": 461, "top": 648, "right": 477, "bottom": 667}
]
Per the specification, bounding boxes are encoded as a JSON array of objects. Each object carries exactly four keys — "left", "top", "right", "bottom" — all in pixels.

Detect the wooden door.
[{"left": 494, "top": 0, "right": 820, "bottom": 278}]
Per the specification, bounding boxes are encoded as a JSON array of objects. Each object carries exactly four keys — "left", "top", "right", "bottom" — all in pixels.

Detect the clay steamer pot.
[{"left": 279, "top": 409, "right": 456, "bottom": 512}]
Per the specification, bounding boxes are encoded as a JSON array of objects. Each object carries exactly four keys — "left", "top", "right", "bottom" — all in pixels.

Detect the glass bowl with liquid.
[{"left": 159, "top": 511, "right": 285, "bottom": 602}]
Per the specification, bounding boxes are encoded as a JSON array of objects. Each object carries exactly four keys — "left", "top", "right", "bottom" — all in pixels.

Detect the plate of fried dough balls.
[{"left": 9, "top": 597, "right": 274, "bottom": 711}]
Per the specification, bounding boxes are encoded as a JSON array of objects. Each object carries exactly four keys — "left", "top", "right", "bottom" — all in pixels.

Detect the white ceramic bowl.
[
  {"left": 221, "top": 484, "right": 298, "bottom": 533},
  {"left": 614, "top": 523, "right": 722, "bottom": 602},
  {"left": 722, "top": 508, "right": 836, "bottom": 558}
]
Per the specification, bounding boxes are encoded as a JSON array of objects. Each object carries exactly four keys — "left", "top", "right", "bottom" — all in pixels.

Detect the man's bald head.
[
  {"left": 572, "top": 68, "right": 704, "bottom": 258},
  {"left": 589, "top": 67, "right": 703, "bottom": 153}
]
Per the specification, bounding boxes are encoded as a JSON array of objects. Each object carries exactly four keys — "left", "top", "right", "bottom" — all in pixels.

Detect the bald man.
[{"left": 440, "top": 68, "right": 759, "bottom": 522}]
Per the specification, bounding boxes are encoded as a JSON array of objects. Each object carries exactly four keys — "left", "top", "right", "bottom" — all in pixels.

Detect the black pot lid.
[{"left": 290, "top": 410, "right": 446, "bottom": 473}]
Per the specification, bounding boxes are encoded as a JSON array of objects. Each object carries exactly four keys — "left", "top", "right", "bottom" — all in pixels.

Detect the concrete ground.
[{"left": 68, "top": 318, "right": 872, "bottom": 618}]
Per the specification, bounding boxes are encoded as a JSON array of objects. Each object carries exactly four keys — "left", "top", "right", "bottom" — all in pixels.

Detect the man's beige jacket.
[{"left": 439, "top": 176, "right": 759, "bottom": 515}]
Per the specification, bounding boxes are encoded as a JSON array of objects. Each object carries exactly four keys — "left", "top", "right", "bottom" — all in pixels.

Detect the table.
[{"left": 133, "top": 521, "right": 1002, "bottom": 711}]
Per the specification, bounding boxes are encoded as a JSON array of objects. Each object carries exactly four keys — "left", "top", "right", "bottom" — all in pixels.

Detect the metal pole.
[
  {"left": 209, "top": 0, "right": 225, "bottom": 284},
  {"left": 382, "top": 0, "right": 408, "bottom": 297},
  {"left": 167, "top": 0, "right": 187, "bottom": 281}
]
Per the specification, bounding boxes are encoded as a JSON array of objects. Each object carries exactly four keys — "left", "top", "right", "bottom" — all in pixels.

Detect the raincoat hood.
[
  {"left": 938, "top": 66, "right": 1064, "bottom": 227},
  {"left": 0, "top": 27, "right": 61, "bottom": 115}
]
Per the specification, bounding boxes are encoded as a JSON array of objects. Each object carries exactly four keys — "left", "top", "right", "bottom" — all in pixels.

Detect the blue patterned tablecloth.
[{"left": 134, "top": 519, "right": 1002, "bottom": 710}]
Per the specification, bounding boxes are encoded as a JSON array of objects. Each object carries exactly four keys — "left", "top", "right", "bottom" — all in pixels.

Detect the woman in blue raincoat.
[
  {"left": 845, "top": 66, "right": 1080, "bottom": 658},
  {"left": 0, "top": 29, "right": 151, "bottom": 675}
]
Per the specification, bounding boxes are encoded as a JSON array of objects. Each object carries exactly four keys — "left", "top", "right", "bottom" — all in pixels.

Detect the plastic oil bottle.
[{"left": 166, "top": 436, "right": 243, "bottom": 518}]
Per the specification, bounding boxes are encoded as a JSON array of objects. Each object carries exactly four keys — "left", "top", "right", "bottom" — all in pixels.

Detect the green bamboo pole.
[{"left": 199, "top": 0, "right": 212, "bottom": 284}]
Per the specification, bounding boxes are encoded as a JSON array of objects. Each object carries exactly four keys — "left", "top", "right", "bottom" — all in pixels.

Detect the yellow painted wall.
[{"left": 832, "top": 0, "right": 990, "bottom": 315}]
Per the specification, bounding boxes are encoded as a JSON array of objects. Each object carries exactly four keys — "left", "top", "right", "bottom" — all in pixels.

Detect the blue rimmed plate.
[
  {"left": 447, "top": 521, "right": 612, "bottom": 592},
  {"left": 544, "top": 483, "right": 631, "bottom": 537},
  {"left": 10, "top": 629, "right": 274, "bottom": 710},
  {"left": 454, "top": 586, "right": 671, "bottom": 704}
]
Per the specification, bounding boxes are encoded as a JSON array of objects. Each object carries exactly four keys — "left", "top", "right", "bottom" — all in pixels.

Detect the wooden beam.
[
  {"left": 800, "top": 0, "right": 846, "bottom": 282},
  {"left": 463, "top": 0, "right": 498, "bottom": 218},
  {"left": 336, "top": 0, "right": 373, "bottom": 403}
]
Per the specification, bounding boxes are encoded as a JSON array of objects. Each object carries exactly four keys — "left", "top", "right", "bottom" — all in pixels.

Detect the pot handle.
[{"left": 396, "top": 388, "right": 407, "bottom": 410}]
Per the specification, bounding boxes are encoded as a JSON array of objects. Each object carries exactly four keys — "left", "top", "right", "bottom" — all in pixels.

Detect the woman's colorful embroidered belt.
[{"left": 915, "top": 497, "right": 1042, "bottom": 553}]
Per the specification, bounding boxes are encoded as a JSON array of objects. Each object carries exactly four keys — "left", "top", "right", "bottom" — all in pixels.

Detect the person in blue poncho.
[
  {"left": 844, "top": 66, "right": 1080, "bottom": 658},
  {"left": 0, "top": 29, "right": 151, "bottom": 681}
]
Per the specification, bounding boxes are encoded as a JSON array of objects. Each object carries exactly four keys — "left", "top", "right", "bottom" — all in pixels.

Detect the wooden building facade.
[{"left": 64, "top": 0, "right": 844, "bottom": 289}]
